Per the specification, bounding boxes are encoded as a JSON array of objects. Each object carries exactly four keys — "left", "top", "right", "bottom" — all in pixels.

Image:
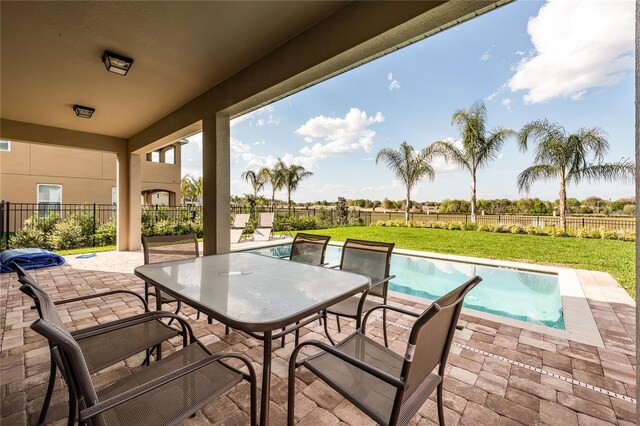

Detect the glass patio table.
[{"left": 134, "top": 252, "right": 371, "bottom": 425}]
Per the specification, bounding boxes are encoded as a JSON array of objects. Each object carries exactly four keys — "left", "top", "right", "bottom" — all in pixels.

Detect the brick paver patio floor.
[{"left": 0, "top": 252, "right": 636, "bottom": 425}]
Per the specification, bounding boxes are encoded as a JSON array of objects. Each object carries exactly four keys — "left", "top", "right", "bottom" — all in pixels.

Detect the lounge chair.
[
  {"left": 25, "top": 275, "right": 258, "bottom": 425},
  {"left": 231, "top": 213, "right": 250, "bottom": 243},
  {"left": 324, "top": 239, "right": 396, "bottom": 347},
  {"left": 12, "top": 263, "right": 185, "bottom": 425},
  {"left": 253, "top": 212, "right": 274, "bottom": 241},
  {"left": 288, "top": 276, "right": 482, "bottom": 426},
  {"left": 142, "top": 234, "right": 200, "bottom": 322}
]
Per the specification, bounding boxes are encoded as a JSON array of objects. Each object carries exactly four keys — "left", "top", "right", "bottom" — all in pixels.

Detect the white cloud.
[
  {"left": 479, "top": 49, "right": 492, "bottom": 62},
  {"left": 231, "top": 104, "right": 280, "bottom": 127},
  {"left": 508, "top": 0, "right": 634, "bottom": 104},
  {"left": 231, "top": 137, "right": 278, "bottom": 170},
  {"left": 513, "top": 50, "right": 525, "bottom": 56},
  {"left": 387, "top": 72, "right": 393, "bottom": 81},
  {"left": 501, "top": 98, "right": 512, "bottom": 111},
  {"left": 304, "top": 136, "right": 313, "bottom": 143},
  {"left": 485, "top": 83, "right": 507, "bottom": 101},
  {"left": 388, "top": 79, "right": 401, "bottom": 90},
  {"left": 254, "top": 140, "right": 266, "bottom": 145},
  {"left": 429, "top": 137, "right": 462, "bottom": 173},
  {"left": 295, "top": 108, "right": 384, "bottom": 164}
]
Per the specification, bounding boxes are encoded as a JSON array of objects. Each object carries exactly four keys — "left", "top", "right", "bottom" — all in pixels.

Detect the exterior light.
[
  {"left": 102, "top": 50, "right": 134, "bottom": 76},
  {"left": 73, "top": 105, "right": 95, "bottom": 119}
]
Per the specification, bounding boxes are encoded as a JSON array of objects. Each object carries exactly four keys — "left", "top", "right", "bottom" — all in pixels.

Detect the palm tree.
[
  {"left": 180, "top": 174, "right": 203, "bottom": 204},
  {"left": 277, "top": 160, "right": 314, "bottom": 212},
  {"left": 425, "top": 100, "right": 515, "bottom": 223},
  {"left": 260, "top": 166, "right": 284, "bottom": 211},
  {"left": 241, "top": 169, "right": 267, "bottom": 197},
  {"left": 517, "top": 119, "right": 634, "bottom": 230},
  {"left": 375, "top": 142, "right": 436, "bottom": 223}
]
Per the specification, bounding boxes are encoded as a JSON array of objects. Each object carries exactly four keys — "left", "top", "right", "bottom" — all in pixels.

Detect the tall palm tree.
[
  {"left": 277, "top": 160, "right": 314, "bottom": 212},
  {"left": 425, "top": 100, "right": 515, "bottom": 223},
  {"left": 260, "top": 166, "right": 284, "bottom": 211},
  {"left": 241, "top": 169, "right": 267, "bottom": 197},
  {"left": 517, "top": 119, "right": 634, "bottom": 230},
  {"left": 375, "top": 141, "right": 436, "bottom": 223}
]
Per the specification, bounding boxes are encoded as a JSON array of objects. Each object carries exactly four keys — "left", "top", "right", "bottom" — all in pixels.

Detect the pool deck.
[{"left": 0, "top": 239, "right": 636, "bottom": 425}]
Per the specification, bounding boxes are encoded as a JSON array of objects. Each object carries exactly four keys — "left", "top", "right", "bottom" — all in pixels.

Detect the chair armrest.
[
  {"left": 53, "top": 290, "right": 148, "bottom": 311},
  {"left": 326, "top": 264, "right": 340, "bottom": 269},
  {"left": 79, "top": 351, "right": 256, "bottom": 422},
  {"left": 370, "top": 274, "right": 396, "bottom": 288},
  {"left": 361, "top": 304, "right": 420, "bottom": 335},
  {"left": 289, "top": 339, "right": 404, "bottom": 389}
]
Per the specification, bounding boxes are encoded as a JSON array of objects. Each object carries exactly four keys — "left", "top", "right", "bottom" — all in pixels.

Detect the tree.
[
  {"left": 277, "top": 160, "right": 314, "bottom": 212},
  {"left": 425, "top": 100, "right": 515, "bottom": 223},
  {"left": 180, "top": 174, "right": 202, "bottom": 204},
  {"left": 260, "top": 166, "right": 284, "bottom": 210},
  {"left": 517, "top": 119, "right": 635, "bottom": 230},
  {"left": 241, "top": 169, "right": 267, "bottom": 197},
  {"left": 375, "top": 141, "right": 436, "bottom": 223}
]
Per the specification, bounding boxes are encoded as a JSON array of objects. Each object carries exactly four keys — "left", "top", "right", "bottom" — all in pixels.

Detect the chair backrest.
[
  {"left": 141, "top": 233, "right": 199, "bottom": 265},
  {"left": 14, "top": 268, "right": 101, "bottom": 414},
  {"left": 339, "top": 239, "right": 394, "bottom": 298},
  {"left": 289, "top": 233, "right": 331, "bottom": 266},
  {"left": 258, "top": 212, "right": 274, "bottom": 228},
  {"left": 400, "top": 276, "right": 482, "bottom": 403},
  {"left": 232, "top": 213, "right": 250, "bottom": 228}
]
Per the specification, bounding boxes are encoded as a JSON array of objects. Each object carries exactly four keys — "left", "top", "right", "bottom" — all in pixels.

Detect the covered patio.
[{"left": 1, "top": 249, "right": 635, "bottom": 425}]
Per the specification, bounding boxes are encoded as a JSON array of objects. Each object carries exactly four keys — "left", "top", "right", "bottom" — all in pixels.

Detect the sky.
[{"left": 181, "top": 0, "right": 635, "bottom": 203}]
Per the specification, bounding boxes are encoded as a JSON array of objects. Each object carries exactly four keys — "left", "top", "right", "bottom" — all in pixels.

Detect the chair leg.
[
  {"left": 38, "top": 356, "right": 57, "bottom": 424},
  {"left": 225, "top": 325, "right": 230, "bottom": 335},
  {"left": 322, "top": 311, "right": 336, "bottom": 346},
  {"left": 197, "top": 311, "right": 200, "bottom": 320},
  {"left": 437, "top": 383, "right": 445, "bottom": 425},
  {"left": 167, "top": 300, "right": 181, "bottom": 327},
  {"left": 67, "top": 382, "right": 77, "bottom": 426},
  {"left": 383, "top": 308, "right": 389, "bottom": 348},
  {"left": 207, "top": 316, "right": 213, "bottom": 324},
  {"left": 287, "top": 357, "right": 297, "bottom": 426},
  {"left": 336, "top": 316, "right": 341, "bottom": 333},
  {"left": 281, "top": 327, "right": 286, "bottom": 348},
  {"left": 295, "top": 328, "right": 300, "bottom": 347}
]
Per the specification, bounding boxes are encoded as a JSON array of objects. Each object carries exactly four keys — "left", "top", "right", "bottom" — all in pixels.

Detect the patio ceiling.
[{"left": 0, "top": 1, "right": 347, "bottom": 138}]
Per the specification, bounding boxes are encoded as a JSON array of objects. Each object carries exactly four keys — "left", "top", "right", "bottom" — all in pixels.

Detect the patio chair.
[
  {"left": 279, "top": 233, "right": 331, "bottom": 346},
  {"left": 253, "top": 212, "right": 274, "bottom": 241},
  {"left": 324, "top": 239, "right": 395, "bottom": 347},
  {"left": 26, "top": 276, "right": 257, "bottom": 426},
  {"left": 12, "top": 263, "right": 185, "bottom": 425},
  {"left": 142, "top": 233, "right": 200, "bottom": 321},
  {"left": 231, "top": 213, "right": 250, "bottom": 243},
  {"left": 288, "top": 276, "right": 482, "bottom": 426}
]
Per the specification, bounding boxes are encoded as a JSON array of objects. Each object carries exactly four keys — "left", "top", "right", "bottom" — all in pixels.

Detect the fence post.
[
  {"left": 581, "top": 217, "right": 585, "bottom": 228},
  {"left": 155, "top": 204, "right": 159, "bottom": 222},
  {"left": 498, "top": 215, "right": 501, "bottom": 223},
  {"left": 92, "top": 203, "right": 97, "bottom": 247},
  {"left": 436, "top": 213, "right": 439, "bottom": 221},
  {"left": 5, "top": 201, "right": 10, "bottom": 249}
]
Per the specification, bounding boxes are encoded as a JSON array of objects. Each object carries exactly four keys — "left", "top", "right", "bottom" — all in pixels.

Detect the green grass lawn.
[
  {"left": 56, "top": 245, "right": 116, "bottom": 256},
  {"left": 301, "top": 227, "right": 636, "bottom": 297}
]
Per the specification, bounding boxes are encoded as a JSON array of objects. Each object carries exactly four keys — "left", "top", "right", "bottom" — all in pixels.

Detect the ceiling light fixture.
[
  {"left": 102, "top": 50, "right": 134, "bottom": 76},
  {"left": 73, "top": 105, "right": 95, "bottom": 119}
]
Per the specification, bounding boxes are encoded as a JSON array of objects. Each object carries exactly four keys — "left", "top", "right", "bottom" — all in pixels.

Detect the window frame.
[{"left": 0, "top": 140, "right": 11, "bottom": 152}]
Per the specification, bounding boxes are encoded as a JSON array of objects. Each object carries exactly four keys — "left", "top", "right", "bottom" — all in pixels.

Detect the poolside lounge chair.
[
  {"left": 288, "top": 276, "right": 482, "bottom": 426},
  {"left": 142, "top": 234, "right": 201, "bottom": 322},
  {"left": 12, "top": 263, "right": 184, "bottom": 425},
  {"left": 25, "top": 275, "right": 257, "bottom": 426},
  {"left": 253, "top": 212, "right": 274, "bottom": 241},
  {"left": 324, "top": 239, "right": 395, "bottom": 347},
  {"left": 231, "top": 213, "right": 250, "bottom": 243}
]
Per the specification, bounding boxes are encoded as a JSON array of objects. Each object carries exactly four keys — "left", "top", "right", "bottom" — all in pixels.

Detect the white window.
[
  {"left": 111, "top": 187, "right": 117, "bottom": 205},
  {"left": 37, "top": 184, "right": 62, "bottom": 216},
  {"left": 0, "top": 140, "right": 10, "bottom": 151},
  {"left": 164, "top": 146, "right": 175, "bottom": 164},
  {"left": 150, "top": 151, "right": 160, "bottom": 162}
]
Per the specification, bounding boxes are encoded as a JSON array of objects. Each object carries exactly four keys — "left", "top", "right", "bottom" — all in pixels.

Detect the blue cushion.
[{"left": 0, "top": 248, "right": 65, "bottom": 273}]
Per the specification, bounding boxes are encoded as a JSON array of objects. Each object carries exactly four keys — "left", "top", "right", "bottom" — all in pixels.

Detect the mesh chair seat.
[
  {"left": 97, "top": 343, "right": 242, "bottom": 426},
  {"left": 326, "top": 295, "right": 383, "bottom": 318},
  {"left": 76, "top": 320, "right": 179, "bottom": 373},
  {"left": 303, "top": 332, "right": 410, "bottom": 425}
]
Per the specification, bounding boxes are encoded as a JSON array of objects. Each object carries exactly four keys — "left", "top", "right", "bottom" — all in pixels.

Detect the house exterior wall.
[{"left": 0, "top": 141, "right": 182, "bottom": 204}]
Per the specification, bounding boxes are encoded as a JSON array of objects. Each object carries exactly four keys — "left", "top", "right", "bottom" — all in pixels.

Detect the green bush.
[
  {"left": 49, "top": 219, "right": 85, "bottom": 250},
  {"left": 9, "top": 225, "right": 49, "bottom": 249},
  {"left": 447, "top": 221, "right": 463, "bottom": 231},
  {"left": 95, "top": 219, "right": 117, "bottom": 246},
  {"left": 509, "top": 225, "right": 525, "bottom": 234}
]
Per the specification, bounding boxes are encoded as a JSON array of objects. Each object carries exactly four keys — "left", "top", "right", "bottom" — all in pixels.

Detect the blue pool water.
[{"left": 249, "top": 244, "right": 564, "bottom": 329}]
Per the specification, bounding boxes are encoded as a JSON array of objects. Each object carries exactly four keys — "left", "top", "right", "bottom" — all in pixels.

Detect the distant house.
[{"left": 0, "top": 140, "right": 185, "bottom": 206}]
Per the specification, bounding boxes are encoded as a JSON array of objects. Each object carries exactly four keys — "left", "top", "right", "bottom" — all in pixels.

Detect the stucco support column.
[
  {"left": 128, "top": 154, "right": 142, "bottom": 250},
  {"left": 116, "top": 151, "right": 142, "bottom": 251},
  {"left": 202, "top": 114, "right": 230, "bottom": 255}
]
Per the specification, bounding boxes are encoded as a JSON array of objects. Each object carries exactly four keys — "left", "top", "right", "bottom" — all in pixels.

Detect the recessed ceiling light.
[
  {"left": 73, "top": 105, "right": 95, "bottom": 119},
  {"left": 102, "top": 50, "right": 134, "bottom": 76}
]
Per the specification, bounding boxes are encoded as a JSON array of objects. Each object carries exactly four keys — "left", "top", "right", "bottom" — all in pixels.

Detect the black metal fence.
[{"left": 1, "top": 201, "right": 635, "bottom": 249}]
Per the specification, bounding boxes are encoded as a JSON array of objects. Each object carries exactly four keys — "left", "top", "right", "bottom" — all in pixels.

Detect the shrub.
[
  {"left": 509, "top": 225, "right": 525, "bottom": 234},
  {"left": 462, "top": 222, "right": 477, "bottom": 231},
  {"left": 95, "top": 219, "right": 117, "bottom": 246},
  {"left": 477, "top": 224, "right": 496, "bottom": 232},
  {"left": 575, "top": 227, "right": 591, "bottom": 238},
  {"left": 447, "top": 221, "right": 463, "bottom": 231},
  {"left": 9, "top": 226, "right": 49, "bottom": 249},
  {"left": 49, "top": 219, "right": 85, "bottom": 250}
]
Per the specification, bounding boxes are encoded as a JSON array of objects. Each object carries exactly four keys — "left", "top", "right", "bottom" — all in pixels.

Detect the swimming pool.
[{"left": 249, "top": 244, "right": 564, "bottom": 329}]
